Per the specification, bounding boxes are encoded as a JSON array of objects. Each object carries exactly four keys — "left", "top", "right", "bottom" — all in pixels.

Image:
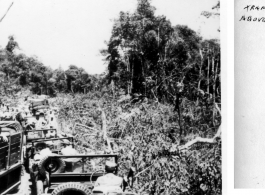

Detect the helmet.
[{"left": 105, "top": 161, "right": 117, "bottom": 172}]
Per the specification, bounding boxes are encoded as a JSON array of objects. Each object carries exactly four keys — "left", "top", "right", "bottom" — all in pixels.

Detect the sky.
[{"left": 0, "top": 0, "right": 219, "bottom": 74}]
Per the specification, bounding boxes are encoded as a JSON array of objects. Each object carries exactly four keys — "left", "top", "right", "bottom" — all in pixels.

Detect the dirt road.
[{"left": 18, "top": 167, "right": 31, "bottom": 195}]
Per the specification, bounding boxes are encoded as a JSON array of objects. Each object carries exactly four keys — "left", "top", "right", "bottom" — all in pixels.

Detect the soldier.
[
  {"left": 93, "top": 161, "right": 123, "bottom": 194},
  {"left": 0, "top": 127, "right": 8, "bottom": 142},
  {"left": 15, "top": 112, "right": 25, "bottom": 127},
  {"left": 6, "top": 35, "right": 20, "bottom": 53}
]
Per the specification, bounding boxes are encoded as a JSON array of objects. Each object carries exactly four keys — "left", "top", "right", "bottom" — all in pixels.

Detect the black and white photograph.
[{"left": 0, "top": 0, "right": 221, "bottom": 194}]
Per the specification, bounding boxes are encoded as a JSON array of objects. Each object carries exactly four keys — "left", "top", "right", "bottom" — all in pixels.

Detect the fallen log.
[
  {"left": 74, "top": 123, "right": 98, "bottom": 132},
  {"left": 179, "top": 124, "right": 221, "bottom": 150}
]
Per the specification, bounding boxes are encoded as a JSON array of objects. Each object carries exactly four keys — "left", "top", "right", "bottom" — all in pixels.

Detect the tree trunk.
[
  {"left": 131, "top": 59, "right": 134, "bottom": 94},
  {"left": 198, "top": 49, "right": 203, "bottom": 90},
  {"left": 197, "top": 49, "right": 204, "bottom": 104},
  {"left": 157, "top": 27, "right": 160, "bottom": 48},
  {"left": 100, "top": 107, "right": 113, "bottom": 154},
  {"left": 127, "top": 56, "right": 130, "bottom": 94},
  {"left": 46, "top": 80, "right": 48, "bottom": 95},
  {"left": 207, "top": 56, "right": 210, "bottom": 94},
  {"left": 214, "top": 58, "right": 219, "bottom": 121},
  {"left": 217, "top": 60, "right": 221, "bottom": 96},
  {"left": 198, "top": 64, "right": 203, "bottom": 90},
  {"left": 212, "top": 57, "right": 215, "bottom": 125},
  {"left": 111, "top": 79, "right": 115, "bottom": 97},
  {"left": 174, "top": 93, "right": 182, "bottom": 136},
  {"left": 71, "top": 83, "right": 74, "bottom": 93},
  {"left": 141, "top": 56, "right": 146, "bottom": 97}
]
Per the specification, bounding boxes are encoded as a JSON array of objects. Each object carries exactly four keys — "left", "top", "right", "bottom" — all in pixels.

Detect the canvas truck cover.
[
  {"left": 29, "top": 99, "right": 49, "bottom": 108},
  {"left": 0, "top": 121, "right": 23, "bottom": 134}
]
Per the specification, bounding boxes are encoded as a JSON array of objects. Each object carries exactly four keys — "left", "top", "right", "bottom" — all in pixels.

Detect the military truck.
[
  {"left": 32, "top": 154, "right": 136, "bottom": 195},
  {"left": 24, "top": 132, "right": 74, "bottom": 169},
  {"left": 0, "top": 121, "right": 24, "bottom": 195},
  {"left": 25, "top": 128, "right": 58, "bottom": 142},
  {"left": 28, "top": 99, "right": 49, "bottom": 116}
]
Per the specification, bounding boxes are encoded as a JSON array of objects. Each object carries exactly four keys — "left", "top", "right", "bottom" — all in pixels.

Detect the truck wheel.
[
  {"left": 37, "top": 180, "right": 44, "bottom": 195},
  {"left": 38, "top": 156, "right": 65, "bottom": 176},
  {"left": 51, "top": 182, "right": 91, "bottom": 195}
]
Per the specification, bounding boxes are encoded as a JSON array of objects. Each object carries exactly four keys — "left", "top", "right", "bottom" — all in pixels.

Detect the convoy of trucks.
[{"left": 0, "top": 96, "right": 136, "bottom": 195}]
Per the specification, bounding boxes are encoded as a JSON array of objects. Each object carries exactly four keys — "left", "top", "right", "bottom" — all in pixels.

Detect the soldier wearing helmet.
[{"left": 93, "top": 161, "right": 123, "bottom": 194}]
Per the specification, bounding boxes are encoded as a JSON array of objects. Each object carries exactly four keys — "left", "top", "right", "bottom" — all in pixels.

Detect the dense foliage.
[
  {"left": 54, "top": 90, "right": 221, "bottom": 195},
  {"left": 0, "top": 38, "right": 103, "bottom": 96},
  {"left": 101, "top": 0, "right": 221, "bottom": 136}
]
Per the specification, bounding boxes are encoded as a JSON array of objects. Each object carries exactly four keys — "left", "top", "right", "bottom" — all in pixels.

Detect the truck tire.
[
  {"left": 38, "top": 156, "right": 65, "bottom": 176},
  {"left": 37, "top": 180, "right": 44, "bottom": 195},
  {"left": 51, "top": 182, "right": 91, "bottom": 195}
]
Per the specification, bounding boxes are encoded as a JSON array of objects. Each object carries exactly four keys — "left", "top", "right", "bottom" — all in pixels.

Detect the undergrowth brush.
[{"left": 54, "top": 91, "right": 221, "bottom": 195}]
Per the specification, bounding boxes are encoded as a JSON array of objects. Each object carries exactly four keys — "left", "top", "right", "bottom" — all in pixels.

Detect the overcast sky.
[{"left": 0, "top": 0, "right": 219, "bottom": 74}]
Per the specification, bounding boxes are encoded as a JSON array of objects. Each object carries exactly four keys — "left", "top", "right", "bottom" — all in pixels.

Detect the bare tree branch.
[
  {"left": 75, "top": 123, "right": 99, "bottom": 132},
  {"left": 134, "top": 157, "right": 158, "bottom": 178},
  {"left": 0, "top": 2, "right": 13, "bottom": 23}
]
